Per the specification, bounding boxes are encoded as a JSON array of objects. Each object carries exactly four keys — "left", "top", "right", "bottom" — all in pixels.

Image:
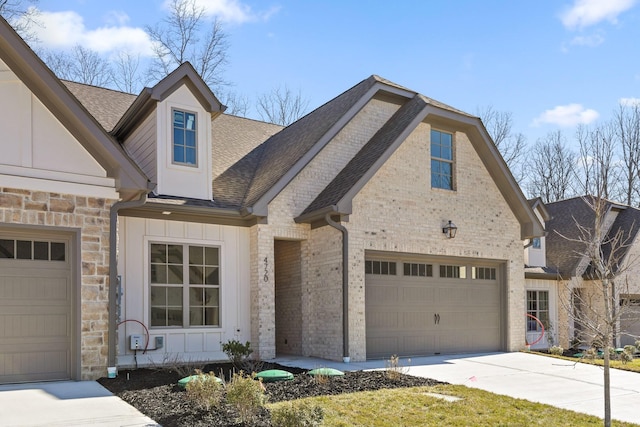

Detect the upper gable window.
[
  {"left": 172, "top": 109, "right": 197, "bottom": 166},
  {"left": 431, "top": 129, "right": 453, "bottom": 190},
  {"left": 532, "top": 237, "right": 541, "bottom": 249}
]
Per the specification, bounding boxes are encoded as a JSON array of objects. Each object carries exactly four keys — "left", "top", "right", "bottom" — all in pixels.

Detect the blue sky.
[{"left": 30, "top": 0, "right": 640, "bottom": 143}]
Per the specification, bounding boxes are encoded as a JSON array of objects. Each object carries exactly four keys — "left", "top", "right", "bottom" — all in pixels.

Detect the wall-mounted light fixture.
[{"left": 442, "top": 220, "right": 457, "bottom": 239}]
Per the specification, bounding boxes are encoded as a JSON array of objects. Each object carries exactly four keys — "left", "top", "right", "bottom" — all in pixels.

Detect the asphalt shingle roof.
[{"left": 62, "top": 80, "right": 136, "bottom": 131}]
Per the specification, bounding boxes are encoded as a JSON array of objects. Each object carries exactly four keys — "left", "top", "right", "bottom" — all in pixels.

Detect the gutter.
[
  {"left": 108, "top": 193, "right": 149, "bottom": 367},
  {"left": 325, "top": 211, "right": 350, "bottom": 362}
]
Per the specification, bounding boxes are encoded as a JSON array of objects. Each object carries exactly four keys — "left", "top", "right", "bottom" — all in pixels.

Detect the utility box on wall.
[{"left": 129, "top": 335, "right": 144, "bottom": 350}]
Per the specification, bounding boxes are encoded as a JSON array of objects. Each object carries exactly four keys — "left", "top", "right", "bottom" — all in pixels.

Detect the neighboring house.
[
  {"left": 0, "top": 17, "right": 544, "bottom": 383},
  {"left": 526, "top": 196, "right": 640, "bottom": 350}
]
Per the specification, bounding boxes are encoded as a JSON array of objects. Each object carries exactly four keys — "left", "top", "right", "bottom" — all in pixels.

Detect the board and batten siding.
[
  {"left": 0, "top": 58, "right": 117, "bottom": 199},
  {"left": 123, "top": 112, "right": 157, "bottom": 188},
  {"left": 116, "top": 216, "right": 251, "bottom": 367}
]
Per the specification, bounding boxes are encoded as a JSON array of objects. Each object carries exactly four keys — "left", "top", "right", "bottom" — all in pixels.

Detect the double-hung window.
[
  {"left": 431, "top": 129, "right": 453, "bottom": 190},
  {"left": 172, "top": 109, "right": 197, "bottom": 166},
  {"left": 150, "top": 243, "right": 220, "bottom": 328}
]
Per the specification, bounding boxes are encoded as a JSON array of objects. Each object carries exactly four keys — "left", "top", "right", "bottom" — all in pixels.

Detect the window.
[
  {"left": 527, "top": 290, "right": 549, "bottom": 332},
  {"left": 431, "top": 129, "right": 453, "bottom": 190},
  {"left": 472, "top": 267, "right": 496, "bottom": 280},
  {"left": 365, "top": 260, "right": 396, "bottom": 275},
  {"left": 150, "top": 243, "right": 220, "bottom": 327},
  {"left": 172, "top": 109, "right": 197, "bottom": 166},
  {"left": 440, "top": 264, "right": 466, "bottom": 279},
  {"left": 0, "top": 239, "right": 65, "bottom": 261},
  {"left": 532, "top": 237, "right": 541, "bottom": 249},
  {"left": 403, "top": 262, "right": 433, "bottom": 277}
]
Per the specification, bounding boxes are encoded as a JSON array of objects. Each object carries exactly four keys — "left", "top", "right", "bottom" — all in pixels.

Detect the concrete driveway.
[
  {"left": 0, "top": 380, "right": 157, "bottom": 426},
  {"left": 274, "top": 351, "right": 640, "bottom": 425}
]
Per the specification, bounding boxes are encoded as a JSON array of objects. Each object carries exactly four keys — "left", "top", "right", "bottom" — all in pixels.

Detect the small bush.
[
  {"left": 222, "top": 340, "right": 253, "bottom": 370},
  {"left": 620, "top": 350, "right": 634, "bottom": 364},
  {"left": 270, "top": 401, "right": 324, "bottom": 427},
  {"left": 549, "top": 345, "right": 564, "bottom": 356},
  {"left": 624, "top": 345, "right": 637, "bottom": 355},
  {"left": 226, "top": 371, "right": 266, "bottom": 423},
  {"left": 583, "top": 348, "right": 598, "bottom": 359},
  {"left": 185, "top": 371, "right": 223, "bottom": 411},
  {"left": 312, "top": 369, "right": 330, "bottom": 386},
  {"left": 242, "top": 357, "right": 265, "bottom": 375},
  {"left": 635, "top": 340, "right": 640, "bottom": 351},
  {"left": 385, "top": 354, "right": 409, "bottom": 380}
]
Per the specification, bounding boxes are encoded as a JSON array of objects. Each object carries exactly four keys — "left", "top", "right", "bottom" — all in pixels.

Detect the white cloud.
[
  {"left": 30, "top": 9, "right": 153, "bottom": 56},
  {"left": 569, "top": 32, "right": 605, "bottom": 47},
  {"left": 164, "top": 0, "right": 279, "bottom": 24},
  {"left": 532, "top": 104, "right": 600, "bottom": 127},
  {"left": 620, "top": 97, "right": 640, "bottom": 106},
  {"left": 561, "top": 0, "right": 637, "bottom": 29}
]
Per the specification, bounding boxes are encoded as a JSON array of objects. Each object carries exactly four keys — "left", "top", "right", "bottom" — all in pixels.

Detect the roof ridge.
[{"left": 61, "top": 79, "right": 138, "bottom": 96}]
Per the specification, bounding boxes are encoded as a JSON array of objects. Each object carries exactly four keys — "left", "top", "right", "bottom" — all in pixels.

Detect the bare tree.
[
  {"left": 613, "top": 104, "right": 640, "bottom": 206},
  {"left": 146, "top": 0, "right": 229, "bottom": 90},
  {"left": 43, "top": 45, "right": 112, "bottom": 87},
  {"left": 575, "top": 123, "right": 620, "bottom": 202},
  {"left": 257, "top": 85, "right": 309, "bottom": 126},
  {"left": 112, "top": 51, "right": 146, "bottom": 93},
  {"left": 0, "top": 0, "right": 40, "bottom": 42},
  {"left": 527, "top": 130, "right": 577, "bottom": 202},
  {"left": 478, "top": 105, "right": 527, "bottom": 183},
  {"left": 220, "top": 90, "right": 249, "bottom": 117}
]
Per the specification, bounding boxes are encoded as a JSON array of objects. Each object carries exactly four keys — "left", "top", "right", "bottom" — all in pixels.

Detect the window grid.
[
  {"left": 403, "top": 262, "right": 433, "bottom": 277},
  {"left": 365, "top": 260, "right": 397, "bottom": 275},
  {"left": 472, "top": 267, "right": 496, "bottom": 280},
  {"left": 150, "top": 243, "right": 220, "bottom": 328},
  {"left": 439, "top": 264, "right": 466, "bottom": 279},
  {"left": 527, "top": 290, "right": 549, "bottom": 332},
  {"left": 172, "top": 109, "right": 197, "bottom": 166},
  {"left": 431, "top": 129, "right": 453, "bottom": 190},
  {"left": 0, "top": 239, "right": 66, "bottom": 261}
]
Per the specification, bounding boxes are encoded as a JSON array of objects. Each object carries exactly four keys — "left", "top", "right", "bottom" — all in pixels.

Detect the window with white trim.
[
  {"left": 527, "top": 290, "right": 549, "bottom": 332},
  {"left": 431, "top": 129, "right": 454, "bottom": 190},
  {"left": 150, "top": 243, "right": 220, "bottom": 327},
  {"left": 172, "top": 109, "right": 197, "bottom": 166},
  {"left": 532, "top": 237, "right": 541, "bottom": 249},
  {"left": 365, "top": 260, "right": 397, "bottom": 275},
  {"left": 440, "top": 264, "right": 466, "bottom": 278}
]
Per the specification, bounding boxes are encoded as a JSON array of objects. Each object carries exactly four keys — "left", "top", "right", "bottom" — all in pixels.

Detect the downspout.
[
  {"left": 108, "top": 193, "right": 148, "bottom": 367},
  {"left": 325, "top": 212, "right": 350, "bottom": 362}
]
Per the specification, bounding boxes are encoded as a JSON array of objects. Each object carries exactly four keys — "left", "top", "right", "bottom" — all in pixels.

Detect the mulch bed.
[{"left": 98, "top": 362, "right": 446, "bottom": 426}]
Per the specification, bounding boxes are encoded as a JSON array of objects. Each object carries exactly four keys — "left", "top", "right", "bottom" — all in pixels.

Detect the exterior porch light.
[{"left": 442, "top": 220, "right": 457, "bottom": 238}]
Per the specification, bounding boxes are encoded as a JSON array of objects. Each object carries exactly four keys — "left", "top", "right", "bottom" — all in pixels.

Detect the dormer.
[
  {"left": 113, "top": 62, "right": 225, "bottom": 201},
  {"left": 525, "top": 198, "right": 550, "bottom": 267}
]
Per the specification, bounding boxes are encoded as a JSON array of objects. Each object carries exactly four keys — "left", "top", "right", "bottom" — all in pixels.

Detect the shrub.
[
  {"left": 620, "top": 350, "right": 634, "bottom": 364},
  {"left": 185, "top": 371, "right": 223, "bottom": 411},
  {"left": 549, "top": 345, "right": 564, "bottom": 356},
  {"left": 624, "top": 345, "right": 637, "bottom": 355},
  {"left": 583, "top": 348, "right": 598, "bottom": 359},
  {"left": 385, "top": 354, "right": 409, "bottom": 380},
  {"left": 222, "top": 340, "right": 253, "bottom": 370},
  {"left": 270, "top": 401, "right": 324, "bottom": 427},
  {"left": 226, "top": 371, "right": 266, "bottom": 423}
]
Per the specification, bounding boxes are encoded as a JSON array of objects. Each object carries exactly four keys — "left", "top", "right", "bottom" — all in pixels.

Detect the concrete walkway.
[
  {"left": 273, "top": 352, "right": 640, "bottom": 425},
  {"left": 0, "top": 380, "right": 157, "bottom": 426}
]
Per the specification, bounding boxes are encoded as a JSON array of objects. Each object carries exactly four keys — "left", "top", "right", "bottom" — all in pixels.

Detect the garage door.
[
  {"left": 0, "top": 235, "right": 72, "bottom": 383},
  {"left": 365, "top": 255, "right": 503, "bottom": 359}
]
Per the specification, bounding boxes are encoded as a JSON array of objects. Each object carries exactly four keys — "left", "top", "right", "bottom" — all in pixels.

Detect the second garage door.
[
  {"left": 0, "top": 233, "right": 73, "bottom": 384},
  {"left": 365, "top": 255, "right": 503, "bottom": 359}
]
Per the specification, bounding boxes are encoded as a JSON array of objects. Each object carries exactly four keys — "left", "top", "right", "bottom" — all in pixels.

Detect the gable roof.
[
  {"left": 0, "top": 16, "right": 149, "bottom": 199},
  {"left": 545, "top": 196, "right": 640, "bottom": 278}
]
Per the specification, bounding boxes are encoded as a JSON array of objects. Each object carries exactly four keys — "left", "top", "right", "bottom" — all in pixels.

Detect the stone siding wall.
[{"left": 0, "top": 187, "right": 115, "bottom": 379}]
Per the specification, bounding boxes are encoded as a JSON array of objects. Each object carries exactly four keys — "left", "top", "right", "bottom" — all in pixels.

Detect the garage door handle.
[
  {"left": 436, "top": 313, "right": 441, "bottom": 324},
  {"left": 434, "top": 313, "right": 441, "bottom": 325}
]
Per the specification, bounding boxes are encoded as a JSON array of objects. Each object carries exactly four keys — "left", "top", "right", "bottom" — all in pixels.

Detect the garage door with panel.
[
  {"left": 365, "top": 256, "right": 502, "bottom": 359},
  {"left": 620, "top": 296, "right": 640, "bottom": 347},
  {"left": 0, "top": 235, "right": 72, "bottom": 383}
]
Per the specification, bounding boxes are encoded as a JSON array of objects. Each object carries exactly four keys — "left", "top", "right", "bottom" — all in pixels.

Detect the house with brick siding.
[
  {"left": 0, "top": 16, "right": 544, "bottom": 383},
  {"left": 524, "top": 196, "right": 640, "bottom": 351}
]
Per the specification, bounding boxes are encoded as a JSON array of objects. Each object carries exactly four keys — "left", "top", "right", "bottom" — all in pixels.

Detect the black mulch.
[{"left": 98, "top": 362, "right": 446, "bottom": 426}]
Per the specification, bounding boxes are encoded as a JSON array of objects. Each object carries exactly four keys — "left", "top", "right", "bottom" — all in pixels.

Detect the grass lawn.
[
  {"left": 267, "top": 384, "right": 639, "bottom": 426},
  {"left": 531, "top": 351, "right": 640, "bottom": 373}
]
